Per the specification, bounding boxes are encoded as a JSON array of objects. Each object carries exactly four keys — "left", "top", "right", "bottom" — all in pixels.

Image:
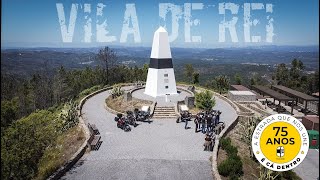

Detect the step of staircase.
[{"left": 152, "top": 106, "right": 177, "bottom": 119}]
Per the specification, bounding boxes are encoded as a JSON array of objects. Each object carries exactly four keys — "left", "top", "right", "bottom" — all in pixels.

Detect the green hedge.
[{"left": 218, "top": 137, "right": 243, "bottom": 179}]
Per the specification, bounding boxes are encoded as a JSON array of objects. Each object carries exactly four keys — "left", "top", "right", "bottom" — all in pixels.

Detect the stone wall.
[{"left": 228, "top": 92, "right": 256, "bottom": 102}]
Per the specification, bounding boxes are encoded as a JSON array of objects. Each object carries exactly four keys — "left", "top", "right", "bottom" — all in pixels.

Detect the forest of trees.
[
  {"left": 273, "top": 59, "right": 319, "bottom": 94},
  {"left": 1, "top": 47, "right": 149, "bottom": 179},
  {"left": 193, "top": 59, "right": 319, "bottom": 95},
  {"left": 1, "top": 65, "right": 148, "bottom": 128}
]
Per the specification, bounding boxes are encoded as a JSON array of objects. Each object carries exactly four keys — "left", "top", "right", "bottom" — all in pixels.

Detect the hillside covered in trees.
[
  {"left": 1, "top": 46, "right": 319, "bottom": 179},
  {"left": 1, "top": 47, "right": 149, "bottom": 179}
]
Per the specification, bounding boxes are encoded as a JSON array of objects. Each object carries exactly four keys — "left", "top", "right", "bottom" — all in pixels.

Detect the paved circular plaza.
[{"left": 62, "top": 86, "right": 237, "bottom": 180}]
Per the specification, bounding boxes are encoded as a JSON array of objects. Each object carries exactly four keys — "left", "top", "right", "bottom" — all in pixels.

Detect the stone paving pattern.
[{"left": 62, "top": 86, "right": 237, "bottom": 180}]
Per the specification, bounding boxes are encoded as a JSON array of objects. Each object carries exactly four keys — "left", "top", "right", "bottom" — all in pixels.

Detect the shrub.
[
  {"left": 218, "top": 155, "right": 243, "bottom": 177},
  {"left": 218, "top": 137, "right": 243, "bottom": 178},
  {"left": 220, "top": 137, "right": 231, "bottom": 149},
  {"left": 230, "top": 155, "right": 243, "bottom": 176},
  {"left": 79, "top": 85, "right": 103, "bottom": 98},
  {"left": 1, "top": 110, "right": 59, "bottom": 179},
  {"left": 111, "top": 85, "right": 124, "bottom": 99},
  {"left": 229, "top": 173, "right": 240, "bottom": 180},
  {"left": 279, "top": 170, "right": 301, "bottom": 180},
  {"left": 218, "top": 159, "right": 233, "bottom": 176},
  {"left": 58, "top": 100, "right": 79, "bottom": 132},
  {"left": 195, "top": 90, "right": 216, "bottom": 111},
  {"left": 225, "top": 144, "right": 238, "bottom": 155}
]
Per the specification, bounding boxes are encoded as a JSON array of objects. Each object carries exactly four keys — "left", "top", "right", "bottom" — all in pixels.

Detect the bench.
[
  {"left": 87, "top": 134, "right": 101, "bottom": 150},
  {"left": 88, "top": 123, "right": 100, "bottom": 135}
]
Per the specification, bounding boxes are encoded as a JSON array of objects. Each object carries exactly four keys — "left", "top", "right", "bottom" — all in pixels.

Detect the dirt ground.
[{"left": 106, "top": 95, "right": 153, "bottom": 113}]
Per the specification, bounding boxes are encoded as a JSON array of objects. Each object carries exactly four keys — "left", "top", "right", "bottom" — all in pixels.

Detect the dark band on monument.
[{"left": 149, "top": 58, "right": 173, "bottom": 69}]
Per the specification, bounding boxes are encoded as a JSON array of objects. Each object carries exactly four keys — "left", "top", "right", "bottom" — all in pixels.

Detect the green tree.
[
  {"left": 1, "top": 110, "right": 59, "bottom": 180},
  {"left": 288, "top": 59, "right": 304, "bottom": 88},
  {"left": 142, "top": 64, "right": 149, "bottom": 81},
  {"left": 97, "top": 47, "right": 117, "bottom": 85},
  {"left": 234, "top": 73, "right": 242, "bottom": 85},
  {"left": 192, "top": 72, "right": 200, "bottom": 85},
  {"left": 275, "top": 63, "right": 289, "bottom": 85},
  {"left": 53, "top": 66, "right": 71, "bottom": 104},
  {"left": 250, "top": 78, "right": 256, "bottom": 86},
  {"left": 195, "top": 90, "right": 216, "bottom": 111},
  {"left": 250, "top": 74, "right": 263, "bottom": 86},
  {"left": 1, "top": 98, "right": 18, "bottom": 127},
  {"left": 184, "top": 64, "right": 194, "bottom": 83},
  {"left": 311, "top": 71, "right": 319, "bottom": 93},
  {"left": 214, "top": 75, "right": 230, "bottom": 94}
]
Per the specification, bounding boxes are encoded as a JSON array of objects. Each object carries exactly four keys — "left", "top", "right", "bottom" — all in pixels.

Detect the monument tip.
[{"left": 156, "top": 26, "right": 167, "bottom": 33}]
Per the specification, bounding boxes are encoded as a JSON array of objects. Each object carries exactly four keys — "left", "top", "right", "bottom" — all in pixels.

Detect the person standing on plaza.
[
  {"left": 212, "top": 115, "right": 216, "bottom": 127},
  {"left": 216, "top": 111, "right": 221, "bottom": 125},
  {"left": 204, "top": 134, "right": 212, "bottom": 151},
  {"left": 194, "top": 116, "right": 199, "bottom": 132},
  {"left": 206, "top": 114, "right": 212, "bottom": 134},
  {"left": 201, "top": 113, "right": 206, "bottom": 133},
  {"left": 184, "top": 113, "right": 189, "bottom": 129}
]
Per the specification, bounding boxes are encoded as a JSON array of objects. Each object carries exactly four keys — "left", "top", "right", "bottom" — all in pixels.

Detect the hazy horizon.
[{"left": 2, "top": 0, "right": 319, "bottom": 48}]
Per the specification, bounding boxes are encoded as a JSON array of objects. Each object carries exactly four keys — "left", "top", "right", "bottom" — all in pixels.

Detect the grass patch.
[{"left": 35, "top": 126, "right": 85, "bottom": 179}]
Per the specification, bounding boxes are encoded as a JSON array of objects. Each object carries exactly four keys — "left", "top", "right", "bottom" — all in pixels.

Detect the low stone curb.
[
  {"left": 211, "top": 116, "right": 240, "bottom": 180},
  {"left": 104, "top": 102, "right": 122, "bottom": 115}
]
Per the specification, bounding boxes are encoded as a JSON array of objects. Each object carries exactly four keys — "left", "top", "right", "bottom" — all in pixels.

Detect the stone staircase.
[{"left": 152, "top": 106, "right": 178, "bottom": 119}]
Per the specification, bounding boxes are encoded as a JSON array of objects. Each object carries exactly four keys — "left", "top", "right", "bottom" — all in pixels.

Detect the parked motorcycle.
[
  {"left": 126, "top": 111, "right": 138, "bottom": 127},
  {"left": 179, "top": 110, "right": 191, "bottom": 122},
  {"left": 114, "top": 113, "right": 123, "bottom": 122},
  {"left": 116, "top": 116, "right": 131, "bottom": 132},
  {"left": 134, "top": 108, "right": 150, "bottom": 122}
]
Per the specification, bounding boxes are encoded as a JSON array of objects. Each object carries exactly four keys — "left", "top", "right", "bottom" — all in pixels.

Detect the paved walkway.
[
  {"left": 293, "top": 149, "right": 319, "bottom": 180},
  {"left": 62, "top": 87, "right": 237, "bottom": 180}
]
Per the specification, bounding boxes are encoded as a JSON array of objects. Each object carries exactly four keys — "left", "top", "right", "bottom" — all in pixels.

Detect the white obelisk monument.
[{"left": 144, "top": 27, "right": 177, "bottom": 97}]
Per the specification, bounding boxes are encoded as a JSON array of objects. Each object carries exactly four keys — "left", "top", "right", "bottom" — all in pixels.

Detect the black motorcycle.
[
  {"left": 116, "top": 116, "right": 131, "bottom": 132},
  {"left": 126, "top": 111, "right": 138, "bottom": 127},
  {"left": 134, "top": 108, "right": 150, "bottom": 122},
  {"left": 114, "top": 113, "right": 123, "bottom": 122},
  {"left": 179, "top": 111, "right": 191, "bottom": 122}
]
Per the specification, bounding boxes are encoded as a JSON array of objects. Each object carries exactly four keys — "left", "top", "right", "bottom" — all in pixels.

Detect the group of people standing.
[
  {"left": 178, "top": 109, "right": 222, "bottom": 151},
  {"left": 194, "top": 110, "right": 222, "bottom": 134}
]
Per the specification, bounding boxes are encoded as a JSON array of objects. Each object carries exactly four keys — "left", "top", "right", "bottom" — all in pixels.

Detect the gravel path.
[{"left": 62, "top": 88, "right": 237, "bottom": 180}]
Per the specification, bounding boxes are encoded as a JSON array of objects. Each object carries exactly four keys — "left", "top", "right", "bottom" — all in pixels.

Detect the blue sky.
[{"left": 1, "top": 0, "right": 319, "bottom": 48}]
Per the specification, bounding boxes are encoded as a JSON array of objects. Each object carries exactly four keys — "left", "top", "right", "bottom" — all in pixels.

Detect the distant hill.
[{"left": 1, "top": 46, "right": 319, "bottom": 77}]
